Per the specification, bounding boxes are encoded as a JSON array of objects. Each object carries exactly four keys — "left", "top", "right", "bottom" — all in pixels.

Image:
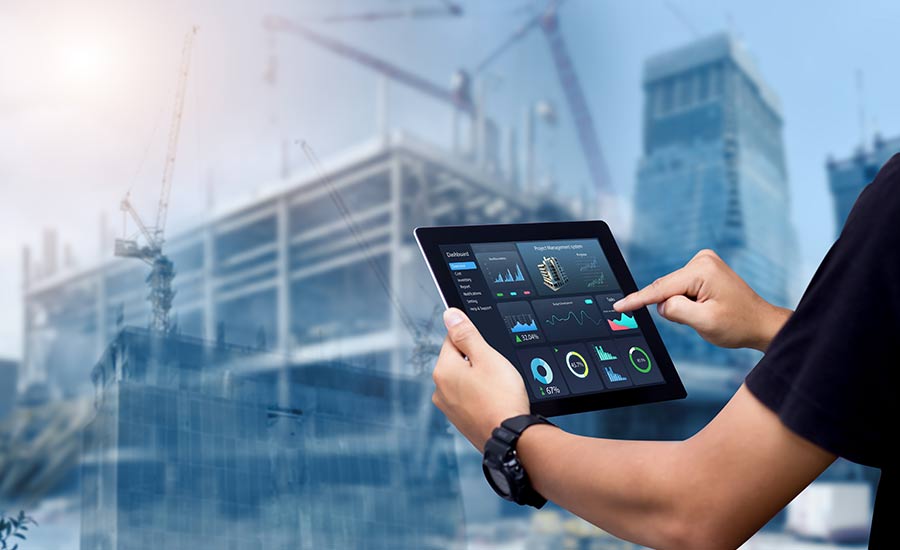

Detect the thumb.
[
  {"left": 443, "top": 308, "right": 492, "bottom": 359},
  {"left": 657, "top": 295, "right": 705, "bottom": 327}
]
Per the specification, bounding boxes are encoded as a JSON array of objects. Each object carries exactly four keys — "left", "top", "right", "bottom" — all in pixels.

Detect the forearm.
[
  {"left": 433, "top": 308, "right": 830, "bottom": 548},
  {"left": 517, "top": 425, "right": 688, "bottom": 547},
  {"left": 514, "top": 386, "right": 834, "bottom": 549},
  {"left": 751, "top": 304, "right": 793, "bottom": 352}
]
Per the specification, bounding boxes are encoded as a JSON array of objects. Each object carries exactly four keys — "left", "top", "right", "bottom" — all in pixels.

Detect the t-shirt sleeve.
[{"left": 744, "top": 154, "right": 900, "bottom": 468}]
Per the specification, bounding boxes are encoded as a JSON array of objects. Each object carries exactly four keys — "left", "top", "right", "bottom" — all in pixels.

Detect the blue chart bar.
[
  {"left": 449, "top": 261, "right": 477, "bottom": 270},
  {"left": 604, "top": 366, "right": 628, "bottom": 382}
]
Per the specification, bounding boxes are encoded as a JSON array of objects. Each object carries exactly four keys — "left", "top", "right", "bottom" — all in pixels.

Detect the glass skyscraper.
[
  {"left": 828, "top": 134, "right": 900, "bottom": 234},
  {"left": 630, "top": 33, "right": 797, "bottom": 365}
]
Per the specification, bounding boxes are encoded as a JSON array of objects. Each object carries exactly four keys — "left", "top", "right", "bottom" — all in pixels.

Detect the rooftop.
[
  {"left": 827, "top": 133, "right": 900, "bottom": 172},
  {"left": 644, "top": 32, "right": 782, "bottom": 116}
]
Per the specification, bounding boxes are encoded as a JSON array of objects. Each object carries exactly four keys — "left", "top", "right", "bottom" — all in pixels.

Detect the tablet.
[{"left": 415, "top": 221, "right": 686, "bottom": 417}]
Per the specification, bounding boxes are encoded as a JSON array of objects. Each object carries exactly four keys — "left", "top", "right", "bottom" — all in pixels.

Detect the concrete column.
[
  {"left": 276, "top": 197, "right": 291, "bottom": 353},
  {"left": 389, "top": 156, "right": 403, "bottom": 376},
  {"left": 452, "top": 109, "right": 460, "bottom": 155},
  {"left": 276, "top": 196, "right": 291, "bottom": 406},
  {"left": 473, "top": 81, "right": 486, "bottom": 166},
  {"left": 524, "top": 106, "right": 535, "bottom": 193},
  {"left": 203, "top": 224, "right": 216, "bottom": 342},
  {"left": 96, "top": 268, "right": 107, "bottom": 355},
  {"left": 21, "top": 246, "right": 32, "bottom": 388}
]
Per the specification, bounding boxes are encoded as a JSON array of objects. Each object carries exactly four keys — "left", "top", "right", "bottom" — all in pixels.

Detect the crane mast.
[{"left": 115, "top": 26, "right": 197, "bottom": 332}]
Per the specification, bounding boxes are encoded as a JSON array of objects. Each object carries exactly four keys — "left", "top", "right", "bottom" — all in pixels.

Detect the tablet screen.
[{"left": 439, "top": 238, "right": 665, "bottom": 402}]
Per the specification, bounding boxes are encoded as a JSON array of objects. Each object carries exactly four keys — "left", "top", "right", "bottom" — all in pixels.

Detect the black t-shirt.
[{"left": 745, "top": 153, "right": 899, "bottom": 547}]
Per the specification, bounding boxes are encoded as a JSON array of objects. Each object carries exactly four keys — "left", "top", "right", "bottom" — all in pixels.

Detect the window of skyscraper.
[
  {"left": 679, "top": 73, "right": 694, "bottom": 108},
  {"left": 710, "top": 63, "right": 724, "bottom": 98},
  {"left": 697, "top": 67, "right": 710, "bottom": 102},
  {"left": 659, "top": 80, "right": 674, "bottom": 116}
]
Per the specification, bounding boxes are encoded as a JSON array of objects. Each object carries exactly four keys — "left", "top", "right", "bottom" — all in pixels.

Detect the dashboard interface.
[{"left": 440, "top": 239, "right": 665, "bottom": 402}]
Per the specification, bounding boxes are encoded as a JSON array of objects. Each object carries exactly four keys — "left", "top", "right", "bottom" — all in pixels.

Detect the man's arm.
[
  {"left": 431, "top": 250, "right": 826, "bottom": 548},
  {"left": 433, "top": 310, "right": 834, "bottom": 548},
  {"left": 516, "top": 385, "right": 835, "bottom": 549}
]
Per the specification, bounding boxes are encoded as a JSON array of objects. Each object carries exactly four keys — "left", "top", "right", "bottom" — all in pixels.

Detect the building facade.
[
  {"left": 80, "top": 328, "right": 464, "bottom": 550},
  {"left": 827, "top": 134, "right": 900, "bottom": 234},
  {"left": 630, "top": 33, "right": 797, "bottom": 366},
  {"left": 22, "top": 133, "right": 576, "bottom": 533},
  {"left": 22, "top": 134, "right": 572, "bottom": 398}
]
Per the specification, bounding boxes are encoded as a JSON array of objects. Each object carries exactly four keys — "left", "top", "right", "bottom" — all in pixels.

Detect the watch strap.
[
  {"left": 501, "top": 413, "right": 553, "bottom": 438},
  {"left": 483, "top": 414, "right": 555, "bottom": 509}
]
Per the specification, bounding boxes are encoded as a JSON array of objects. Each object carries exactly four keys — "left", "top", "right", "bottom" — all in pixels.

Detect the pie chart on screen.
[{"left": 531, "top": 358, "right": 554, "bottom": 384}]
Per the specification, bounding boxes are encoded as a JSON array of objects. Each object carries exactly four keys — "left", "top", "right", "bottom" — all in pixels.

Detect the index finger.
[{"left": 614, "top": 267, "right": 700, "bottom": 312}]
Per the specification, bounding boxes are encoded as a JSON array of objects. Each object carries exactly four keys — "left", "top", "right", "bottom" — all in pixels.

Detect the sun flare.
[{"left": 60, "top": 39, "right": 110, "bottom": 83}]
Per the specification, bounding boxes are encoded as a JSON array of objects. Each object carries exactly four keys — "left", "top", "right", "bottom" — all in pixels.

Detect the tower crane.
[
  {"left": 115, "top": 26, "right": 197, "bottom": 332},
  {"left": 274, "top": 0, "right": 612, "bottom": 202},
  {"left": 474, "top": 0, "right": 614, "bottom": 199},
  {"left": 311, "top": 0, "right": 462, "bottom": 23},
  {"left": 262, "top": 15, "right": 474, "bottom": 115}
]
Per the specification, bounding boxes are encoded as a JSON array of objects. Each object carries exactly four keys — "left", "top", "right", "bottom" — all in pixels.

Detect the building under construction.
[
  {"left": 21, "top": 133, "right": 573, "bottom": 399},
  {"left": 21, "top": 2, "right": 606, "bottom": 399},
  {"left": 16, "top": 132, "right": 582, "bottom": 540}
]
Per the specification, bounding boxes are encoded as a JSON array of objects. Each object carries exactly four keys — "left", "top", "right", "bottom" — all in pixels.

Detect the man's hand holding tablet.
[{"left": 431, "top": 307, "right": 530, "bottom": 451}]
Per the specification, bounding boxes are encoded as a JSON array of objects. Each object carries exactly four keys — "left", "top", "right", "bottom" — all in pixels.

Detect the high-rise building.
[
  {"left": 630, "top": 33, "right": 797, "bottom": 365},
  {"left": 537, "top": 256, "right": 568, "bottom": 291},
  {"left": 80, "top": 328, "right": 465, "bottom": 550},
  {"left": 828, "top": 134, "right": 900, "bottom": 234}
]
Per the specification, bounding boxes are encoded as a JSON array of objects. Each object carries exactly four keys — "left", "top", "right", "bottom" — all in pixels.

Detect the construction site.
[{"left": 1, "top": 1, "right": 887, "bottom": 548}]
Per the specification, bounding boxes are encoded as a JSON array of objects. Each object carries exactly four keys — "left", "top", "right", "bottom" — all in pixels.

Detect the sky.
[{"left": 1, "top": 0, "right": 899, "bottom": 358}]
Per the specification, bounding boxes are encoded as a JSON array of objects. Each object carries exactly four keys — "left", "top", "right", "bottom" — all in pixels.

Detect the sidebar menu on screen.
[{"left": 438, "top": 244, "right": 518, "bottom": 368}]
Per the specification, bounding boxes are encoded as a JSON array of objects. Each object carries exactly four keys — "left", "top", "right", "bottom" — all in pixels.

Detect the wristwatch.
[{"left": 482, "top": 414, "right": 555, "bottom": 508}]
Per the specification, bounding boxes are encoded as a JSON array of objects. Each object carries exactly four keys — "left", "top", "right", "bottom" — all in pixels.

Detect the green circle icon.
[{"left": 628, "top": 346, "right": 652, "bottom": 373}]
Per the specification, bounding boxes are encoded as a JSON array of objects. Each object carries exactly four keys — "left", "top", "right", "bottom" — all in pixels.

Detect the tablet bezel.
[{"left": 415, "top": 221, "right": 687, "bottom": 417}]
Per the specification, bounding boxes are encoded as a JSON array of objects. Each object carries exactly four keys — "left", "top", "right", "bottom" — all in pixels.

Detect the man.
[{"left": 431, "top": 155, "right": 897, "bottom": 548}]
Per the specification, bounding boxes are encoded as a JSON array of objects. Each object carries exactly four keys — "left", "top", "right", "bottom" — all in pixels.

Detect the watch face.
[{"left": 487, "top": 465, "right": 511, "bottom": 496}]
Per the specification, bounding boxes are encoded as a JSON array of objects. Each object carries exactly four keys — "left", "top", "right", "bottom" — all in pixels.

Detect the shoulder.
[
  {"left": 842, "top": 153, "right": 900, "bottom": 242},
  {"left": 882, "top": 152, "right": 900, "bottom": 174},
  {"left": 857, "top": 153, "right": 900, "bottom": 204}
]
